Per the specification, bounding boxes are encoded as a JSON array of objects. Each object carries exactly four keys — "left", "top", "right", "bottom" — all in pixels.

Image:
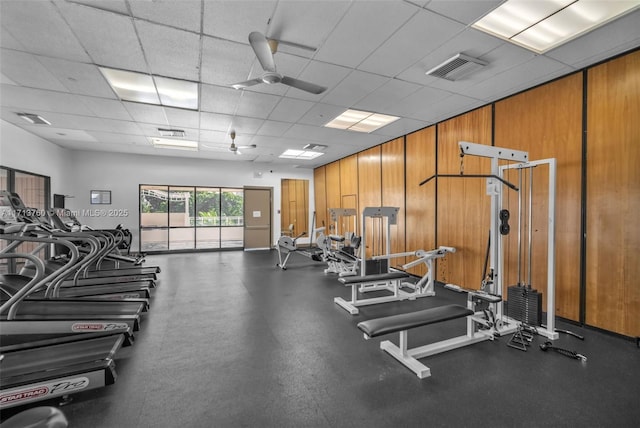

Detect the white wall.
[
  {"left": 0, "top": 120, "right": 73, "bottom": 196},
  {"left": 1, "top": 120, "right": 315, "bottom": 250},
  {"left": 65, "top": 150, "right": 314, "bottom": 250}
]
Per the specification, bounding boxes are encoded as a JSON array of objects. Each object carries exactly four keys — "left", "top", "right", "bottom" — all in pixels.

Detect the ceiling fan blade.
[
  {"left": 281, "top": 76, "right": 327, "bottom": 94},
  {"left": 231, "top": 78, "right": 263, "bottom": 90},
  {"left": 249, "top": 32, "right": 276, "bottom": 73},
  {"left": 238, "top": 144, "right": 257, "bottom": 149}
]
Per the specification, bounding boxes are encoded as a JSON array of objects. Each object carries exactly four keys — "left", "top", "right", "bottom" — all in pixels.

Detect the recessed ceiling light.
[
  {"left": 473, "top": 0, "right": 640, "bottom": 53},
  {"left": 100, "top": 67, "right": 199, "bottom": 110},
  {"left": 16, "top": 112, "right": 51, "bottom": 125},
  {"left": 150, "top": 137, "right": 198, "bottom": 151},
  {"left": 279, "top": 149, "right": 324, "bottom": 160},
  {"left": 324, "top": 109, "right": 399, "bottom": 133}
]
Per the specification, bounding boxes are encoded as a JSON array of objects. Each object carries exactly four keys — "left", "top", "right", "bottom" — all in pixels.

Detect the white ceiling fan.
[
  {"left": 230, "top": 32, "right": 327, "bottom": 95},
  {"left": 227, "top": 130, "right": 256, "bottom": 155}
]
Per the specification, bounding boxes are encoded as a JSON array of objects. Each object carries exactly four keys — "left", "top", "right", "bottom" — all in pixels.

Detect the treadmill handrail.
[{"left": 0, "top": 235, "right": 79, "bottom": 318}]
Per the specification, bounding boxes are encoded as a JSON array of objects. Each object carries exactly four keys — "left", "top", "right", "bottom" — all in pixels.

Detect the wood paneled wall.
[
  {"left": 358, "top": 146, "right": 381, "bottom": 259},
  {"left": 586, "top": 50, "right": 640, "bottom": 337},
  {"left": 405, "top": 127, "right": 436, "bottom": 277},
  {"left": 313, "top": 166, "right": 327, "bottom": 231},
  {"left": 313, "top": 49, "right": 639, "bottom": 337},
  {"left": 381, "top": 137, "right": 406, "bottom": 267},
  {"left": 280, "top": 179, "right": 309, "bottom": 237},
  {"left": 437, "top": 106, "right": 492, "bottom": 289},
  {"left": 495, "top": 73, "right": 583, "bottom": 321}
]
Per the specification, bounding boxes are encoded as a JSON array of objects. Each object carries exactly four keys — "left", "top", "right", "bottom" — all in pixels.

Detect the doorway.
[{"left": 243, "top": 186, "right": 272, "bottom": 250}]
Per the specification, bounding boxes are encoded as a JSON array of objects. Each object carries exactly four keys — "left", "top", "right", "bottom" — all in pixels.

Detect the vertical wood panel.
[
  {"left": 437, "top": 106, "right": 492, "bottom": 289},
  {"left": 382, "top": 137, "right": 406, "bottom": 267},
  {"left": 405, "top": 127, "right": 436, "bottom": 277},
  {"left": 586, "top": 50, "right": 640, "bottom": 337},
  {"left": 495, "top": 73, "right": 583, "bottom": 321},
  {"left": 313, "top": 166, "right": 327, "bottom": 231},
  {"left": 325, "top": 160, "right": 341, "bottom": 219},
  {"left": 281, "top": 179, "right": 291, "bottom": 232},
  {"left": 358, "top": 146, "right": 382, "bottom": 259},
  {"left": 340, "top": 154, "right": 359, "bottom": 232}
]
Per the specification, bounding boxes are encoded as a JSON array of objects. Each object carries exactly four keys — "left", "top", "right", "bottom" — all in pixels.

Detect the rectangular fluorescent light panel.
[
  {"left": 472, "top": 0, "right": 640, "bottom": 53},
  {"left": 150, "top": 137, "right": 198, "bottom": 151},
  {"left": 325, "top": 109, "right": 399, "bottom": 133},
  {"left": 279, "top": 149, "right": 324, "bottom": 160},
  {"left": 100, "top": 67, "right": 198, "bottom": 110}
]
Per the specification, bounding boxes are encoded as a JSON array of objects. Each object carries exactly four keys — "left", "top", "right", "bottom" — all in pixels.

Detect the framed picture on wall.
[{"left": 90, "top": 190, "right": 111, "bottom": 205}]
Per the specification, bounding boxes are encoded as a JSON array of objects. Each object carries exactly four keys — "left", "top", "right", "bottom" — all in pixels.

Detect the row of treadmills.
[{"left": 0, "top": 191, "right": 160, "bottom": 422}]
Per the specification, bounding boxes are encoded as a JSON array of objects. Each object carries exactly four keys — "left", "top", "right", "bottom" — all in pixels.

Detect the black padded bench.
[
  {"left": 356, "top": 303, "right": 492, "bottom": 379},
  {"left": 357, "top": 304, "right": 473, "bottom": 338},
  {"left": 334, "top": 272, "right": 411, "bottom": 315}
]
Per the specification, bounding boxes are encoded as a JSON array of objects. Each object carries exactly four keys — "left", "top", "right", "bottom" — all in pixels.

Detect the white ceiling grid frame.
[
  {"left": 134, "top": 20, "right": 202, "bottom": 81},
  {"left": 38, "top": 57, "right": 119, "bottom": 98},
  {"left": 358, "top": 7, "right": 466, "bottom": 77},
  {"left": 128, "top": 0, "right": 203, "bottom": 33},
  {"left": 314, "top": 1, "right": 419, "bottom": 68},
  {"left": 55, "top": 1, "right": 149, "bottom": 73},
  {"left": 1, "top": 1, "right": 91, "bottom": 62},
  {"left": 0, "top": 49, "right": 70, "bottom": 92}
]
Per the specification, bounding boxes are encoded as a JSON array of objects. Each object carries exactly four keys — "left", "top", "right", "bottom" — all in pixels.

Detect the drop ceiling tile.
[
  {"left": 372, "top": 117, "right": 431, "bottom": 138},
  {"left": 235, "top": 91, "right": 281, "bottom": 119},
  {"left": 129, "top": 0, "right": 202, "bottom": 33},
  {"left": 268, "top": 97, "right": 314, "bottom": 123},
  {"left": 78, "top": 97, "right": 132, "bottom": 121},
  {"left": 0, "top": 84, "right": 93, "bottom": 115},
  {"left": 200, "top": 112, "right": 233, "bottom": 132},
  {"left": 0, "top": 27, "right": 24, "bottom": 50},
  {"left": 229, "top": 116, "right": 265, "bottom": 135},
  {"left": 202, "top": 1, "right": 277, "bottom": 43},
  {"left": 358, "top": 9, "right": 465, "bottom": 77},
  {"left": 201, "top": 36, "right": 256, "bottom": 86},
  {"left": 0, "top": 1, "right": 91, "bottom": 62},
  {"left": 268, "top": 1, "right": 349, "bottom": 49},
  {"left": 38, "top": 58, "right": 116, "bottom": 98},
  {"left": 314, "top": 1, "right": 418, "bottom": 68},
  {"left": 56, "top": 1, "right": 147, "bottom": 72},
  {"left": 164, "top": 107, "right": 200, "bottom": 130},
  {"left": 321, "top": 70, "right": 388, "bottom": 108},
  {"left": 389, "top": 86, "right": 452, "bottom": 118},
  {"left": 101, "top": 118, "right": 144, "bottom": 136},
  {"left": 135, "top": 20, "right": 201, "bottom": 81},
  {"left": 298, "top": 103, "right": 347, "bottom": 127},
  {"left": 123, "top": 102, "right": 168, "bottom": 125},
  {"left": 424, "top": 0, "right": 503, "bottom": 25},
  {"left": 257, "top": 120, "right": 292, "bottom": 137},
  {"left": 353, "top": 78, "right": 421, "bottom": 114},
  {"left": 67, "top": 0, "right": 129, "bottom": 15},
  {"left": 200, "top": 84, "right": 242, "bottom": 114},
  {"left": 85, "top": 131, "right": 148, "bottom": 146},
  {"left": 0, "top": 49, "right": 69, "bottom": 91}
]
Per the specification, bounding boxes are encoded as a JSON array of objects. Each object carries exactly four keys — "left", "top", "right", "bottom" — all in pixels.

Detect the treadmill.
[{"left": 0, "top": 333, "right": 126, "bottom": 409}]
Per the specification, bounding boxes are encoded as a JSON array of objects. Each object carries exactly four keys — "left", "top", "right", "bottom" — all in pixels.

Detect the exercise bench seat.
[
  {"left": 357, "top": 304, "right": 473, "bottom": 338},
  {"left": 356, "top": 304, "right": 491, "bottom": 379},
  {"left": 338, "top": 271, "right": 409, "bottom": 285}
]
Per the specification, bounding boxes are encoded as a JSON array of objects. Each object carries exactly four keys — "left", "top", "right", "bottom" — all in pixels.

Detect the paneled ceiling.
[{"left": 1, "top": 0, "right": 639, "bottom": 169}]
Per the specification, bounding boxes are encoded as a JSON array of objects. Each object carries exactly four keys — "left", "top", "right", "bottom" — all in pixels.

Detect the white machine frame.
[
  {"left": 371, "top": 246, "right": 457, "bottom": 298},
  {"left": 456, "top": 141, "right": 558, "bottom": 339}
]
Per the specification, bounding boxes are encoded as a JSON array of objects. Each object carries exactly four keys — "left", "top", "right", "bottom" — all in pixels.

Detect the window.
[{"left": 139, "top": 185, "right": 244, "bottom": 252}]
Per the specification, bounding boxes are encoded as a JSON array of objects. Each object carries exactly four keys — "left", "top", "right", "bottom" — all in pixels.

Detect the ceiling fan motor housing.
[{"left": 262, "top": 72, "right": 282, "bottom": 84}]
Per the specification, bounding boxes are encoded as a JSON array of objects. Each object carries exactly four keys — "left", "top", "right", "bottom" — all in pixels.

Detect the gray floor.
[{"left": 5, "top": 250, "right": 640, "bottom": 427}]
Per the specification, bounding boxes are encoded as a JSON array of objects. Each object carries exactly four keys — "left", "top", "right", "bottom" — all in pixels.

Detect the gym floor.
[{"left": 8, "top": 250, "right": 639, "bottom": 427}]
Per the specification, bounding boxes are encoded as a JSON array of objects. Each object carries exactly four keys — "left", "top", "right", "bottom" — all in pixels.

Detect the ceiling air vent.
[
  {"left": 16, "top": 113, "right": 51, "bottom": 125},
  {"left": 426, "top": 53, "right": 488, "bottom": 81},
  {"left": 158, "top": 128, "right": 186, "bottom": 138}
]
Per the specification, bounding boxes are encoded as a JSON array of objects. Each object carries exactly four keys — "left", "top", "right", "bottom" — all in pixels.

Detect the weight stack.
[{"left": 507, "top": 285, "right": 542, "bottom": 326}]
